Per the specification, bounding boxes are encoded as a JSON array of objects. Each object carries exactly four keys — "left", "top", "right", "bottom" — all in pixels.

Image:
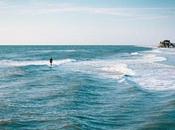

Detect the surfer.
[{"left": 50, "top": 57, "right": 53, "bottom": 66}]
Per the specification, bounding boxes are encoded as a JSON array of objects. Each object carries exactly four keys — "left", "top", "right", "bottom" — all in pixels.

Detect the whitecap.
[
  {"left": 118, "top": 78, "right": 126, "bottom": 83},
  {"left": 149, "top": 49, "right": 162, "bottom": 54},
  {"left": 142, "top": 54, "right": 167, "bottom": 63},
  {"left": 29, "top": 49, "right": 76, "bottom": 53},
  {"left": 56, "top": 49, "right": 76, "bottom": 52},
  {"left": 100, "top": 64, "right": 135, "bottom": 79},
  {"left": 131, "top": 52, "right": 139, "bottom": 56},
  {"left": 130, "top": 62, "right": 175, "bottom": 91},
  {"left": 63, "top": 60, "right": 135, "bottom": 80},
  {"left": 0, "top": 59, "right": 76, "bottom": 67}
]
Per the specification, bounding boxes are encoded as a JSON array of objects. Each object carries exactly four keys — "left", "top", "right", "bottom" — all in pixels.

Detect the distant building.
[{"left": 159, "top": 40, "right": 175, "bottom": 48}]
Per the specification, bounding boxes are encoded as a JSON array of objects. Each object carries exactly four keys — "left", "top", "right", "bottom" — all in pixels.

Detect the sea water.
[{"left": 0, "top": 45, "right": 175, "bottom": 130}]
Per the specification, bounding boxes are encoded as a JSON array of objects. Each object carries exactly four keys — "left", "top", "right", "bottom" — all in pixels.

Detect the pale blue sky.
[{"left": 0, "top": 0, "right": 175, "bottom": 45}]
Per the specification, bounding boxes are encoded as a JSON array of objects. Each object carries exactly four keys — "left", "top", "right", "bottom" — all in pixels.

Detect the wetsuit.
[{"left": 50, "top": 58, "right": 53, "bottom": 66}]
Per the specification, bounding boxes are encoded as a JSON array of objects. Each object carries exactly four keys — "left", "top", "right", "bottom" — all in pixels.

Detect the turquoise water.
[{"left": 0, "top": 46, "right": 175, "bottom": 130}]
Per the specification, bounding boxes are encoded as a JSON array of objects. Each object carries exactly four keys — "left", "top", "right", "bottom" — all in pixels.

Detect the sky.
[{"left": 0, "top": 0, "right": 175, "bottom": 45}]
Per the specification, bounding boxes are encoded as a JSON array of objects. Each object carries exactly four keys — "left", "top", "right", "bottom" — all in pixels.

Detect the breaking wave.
[
  {"left": 128, "top": 50, "right": 175, "bottom": 91},
  {"left": 63, "top": 60, "right": 135, "bottom": 80},
  {"left": 100, "top": 64, "right": 135, "bottom": 79},
  {"left": 142, "top": 54, "right": 167, "bottom": 63},
  {"left": 0, "top": 59, "right": 76, "bottom": 67},
  {"left": 130, "top": 52, "right": 139, "bottom": 56},
  {"left": 132, "top": 64, "right": 175, "bottom": 91}
]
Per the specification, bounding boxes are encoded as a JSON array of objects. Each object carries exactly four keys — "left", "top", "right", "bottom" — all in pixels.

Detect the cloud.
[
  {"left": 22, "top": 6, "right": 175, "bottom": 20},
  {"left": 0, "top": 1, "right": 175, "bottom": 20}
]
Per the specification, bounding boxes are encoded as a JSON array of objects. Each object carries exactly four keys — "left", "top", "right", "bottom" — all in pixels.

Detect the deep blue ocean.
[{"left": 0, "top": 45, "right": 175, "bottom": 130}]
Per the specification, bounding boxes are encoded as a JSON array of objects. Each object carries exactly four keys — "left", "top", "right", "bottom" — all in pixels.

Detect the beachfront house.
[{"left": 159, "top": 40, "right": 175, "bottom": 48}]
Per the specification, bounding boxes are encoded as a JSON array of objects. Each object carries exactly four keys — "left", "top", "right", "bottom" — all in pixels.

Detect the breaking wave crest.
[
  {"left": 0, "top": 59, "right": 75, "bottom": 67},
  {"left": 128, "top": 50, "right": 175, "bottom": 91},
  {"left": 64, "top": 60, "right": 135, "bottom": 80},
  {"left": 130, "top": 52, "right": 139, "bottom": 56},
  {"left": 100, "top": 64, "right": 135, "bottom": 79},
  {"left": 142, "top": 54, "right": 167, "bottom": 62},
  {"left": 132, "top": 64, "right": 175, "bottom": 91}
]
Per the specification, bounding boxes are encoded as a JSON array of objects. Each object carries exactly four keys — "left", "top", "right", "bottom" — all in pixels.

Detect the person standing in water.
[{"left": 50, "top": 57, "right": 53, "bottom": 67}]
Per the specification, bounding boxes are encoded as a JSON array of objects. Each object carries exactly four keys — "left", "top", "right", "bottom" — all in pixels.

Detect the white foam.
[
  {"left": 111, "top": 50, "right": 175, "bottom": 91},
  {"left": 100, "top": 64, "right": 135, "bottom": 79},
  {"left": 59, "top": 52, "right": 172, "bottom": 91},
  {"left": 118, "top": 78, "right": 126, "bottom": 83},
  {"left": 133, "top": 69, "right": 175, "bottom": 91},
  {"left": 65, "top": 50, "right": 174, "bottom": 91},
  {"left": 0, "top": 59, "right": 75, "bottom": 67},
  {"left": 142, "top": 54, "right": 167, "bottom": 63},
  {"left": 56, "top": 50, "right": 76, "bottom": 52},
  {"left": 64, "top": 60, "right": 135, "bottom": 80},
  {"left": 29, "top": 49, "right": 76, "bottom": 53},
  {"left": 131, "top": 52, "right": 139, "bottom": 56},
  {"left": 130, "top": 60, "right": 175, "bottom": 91},
  {"left": 149, "top": 49, "right": 162, "bottom": 54},
  {"left": 134, "top": 77, "right": 175, "bottom": 91},
  {"left": 159, "top": 48, "right": 175, "bottom": 55}
]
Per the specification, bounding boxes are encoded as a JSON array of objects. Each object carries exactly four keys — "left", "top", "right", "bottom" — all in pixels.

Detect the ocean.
[{"left": 0, "top": 45, "right": 175, "bottom": 130}]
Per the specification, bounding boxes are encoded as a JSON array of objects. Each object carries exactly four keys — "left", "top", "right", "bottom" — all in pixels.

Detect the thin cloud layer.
[
  {"left": 0, "top": 1, "right": 175, "bottom": 20},
  {"left": 0, "top": 0, "right": 174, "bottom": 44}
]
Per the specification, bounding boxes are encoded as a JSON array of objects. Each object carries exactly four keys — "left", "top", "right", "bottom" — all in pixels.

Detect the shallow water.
[{"left": 0, "top": 45, "right": 175, "bottom": 130}]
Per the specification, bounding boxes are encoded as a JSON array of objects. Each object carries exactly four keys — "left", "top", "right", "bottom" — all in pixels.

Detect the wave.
[
  {"left": 127, "top": 53, "right": 174, "bottom": 91},
  {"left": 0, "top": 67, "right": 24, "bottom": 79},
  {"left": 130, "top": 52, "right": 139, "bottom": 56},
  {"left": 29, "top": 49, "right": 77, "bottom": 53},
  {"left": 58, "top": 51, "right": 171, "bottom": 91},
  {"left": 129, "top": 60, "right": 175, "bottom": 91},
  {"left": 159, "top": 48, "right": 175, "bottom": 55},
  {"left": 133, "top": 67, "right": 175, "bottom": 91},
  {"left": 0, "top": 59, "right": 75, "bottom": 67},
  {"left": 0, "top": 119, "right": 13, "bottom": 125},
  {"left": 0, "top": 47, "right": 172, "bottom": 91},
  {"left": 100, "top": 64, "right": 135, "bottom": 79},
  {"left": 63, "top": 60, "right": 135, "bottom": 80},
  {"left": 148, "top": 49, "right": 162, "bottom": 54},
  {"left": 142, "top": 54, "right": 167, "bottom": 63},
  {"left": 99, "top": 52, "right": 173, "bottom": 91},
  {"left": 129, "top": 50, "right": 175, "bottom": 91}
]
